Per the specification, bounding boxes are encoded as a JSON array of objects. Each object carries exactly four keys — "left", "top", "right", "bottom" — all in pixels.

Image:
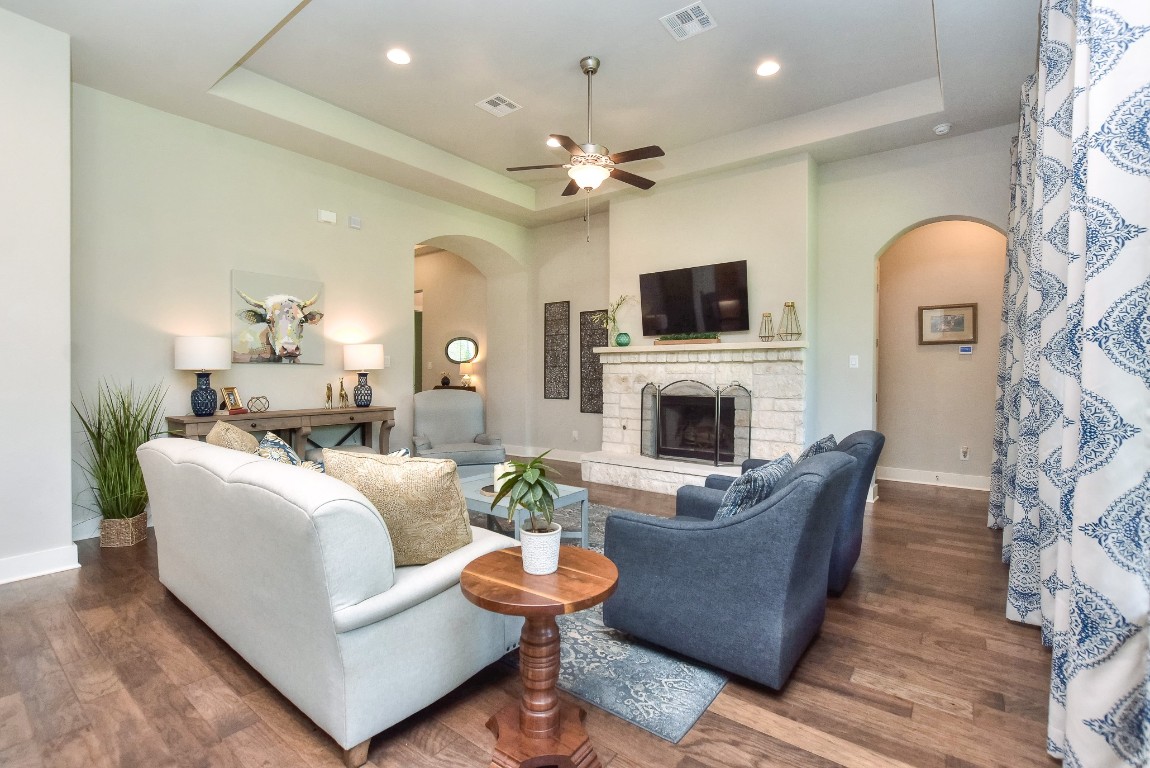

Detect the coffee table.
[
  {"left": 460, "top": 475, "right": 590, "bottom": 548},
  {"left": 461, "top": 546, "right": 618, "bottom": 768}
]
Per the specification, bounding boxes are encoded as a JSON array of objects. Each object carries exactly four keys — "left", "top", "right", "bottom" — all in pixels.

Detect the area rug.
[{"left": 475, "top": 502, "right": 728, "bottom": 744}]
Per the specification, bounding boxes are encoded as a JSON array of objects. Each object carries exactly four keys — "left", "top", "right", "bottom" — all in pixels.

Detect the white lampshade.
[
  {"left": 459, "top": 361, "right": 474, "bottom": 375},
  {"left": 568, "top": 164, "right": 610, "bottom": 191},
  {"left": 174, "top": 337, "right": 231, "bottom": 371},
  {"left": 344, "top": 343, "right": 385, "bottom": 371}
]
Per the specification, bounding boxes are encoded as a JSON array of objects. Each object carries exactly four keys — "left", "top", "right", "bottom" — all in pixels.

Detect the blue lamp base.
[
  {"left": 191, "top": 371, "right": 217, "bottom": 417},
  {"left": 353, "top": 372, "right": 372, "bottom": 407}
]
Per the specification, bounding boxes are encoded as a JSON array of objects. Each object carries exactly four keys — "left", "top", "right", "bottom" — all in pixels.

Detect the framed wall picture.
[{"left": 918, "top": 303, "right": 977, "bottom": 345}]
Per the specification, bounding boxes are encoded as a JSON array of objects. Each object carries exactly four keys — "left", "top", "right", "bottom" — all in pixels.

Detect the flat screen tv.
[{"left": 639, "top": 260, "right": 749, "bottom": 336}]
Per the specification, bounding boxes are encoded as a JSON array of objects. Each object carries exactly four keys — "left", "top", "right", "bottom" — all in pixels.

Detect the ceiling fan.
[{"left": 507, "top": 56, "right": 665, "bottom": 196}]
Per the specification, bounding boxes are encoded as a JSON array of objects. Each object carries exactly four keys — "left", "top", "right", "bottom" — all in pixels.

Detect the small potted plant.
[
  {"left": 594, "top": 294, "right": 635, "bottom": 347},
  {"left": 74, "top": 380, "right": 167, "bottom": 547},
  {"left": 491, "top": 452, "right": 562, "bottom": 574}
]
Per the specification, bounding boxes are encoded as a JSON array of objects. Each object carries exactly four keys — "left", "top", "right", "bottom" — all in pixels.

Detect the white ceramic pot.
[{"left": 519, "top": 522, "right": 562, "bottom": 575}]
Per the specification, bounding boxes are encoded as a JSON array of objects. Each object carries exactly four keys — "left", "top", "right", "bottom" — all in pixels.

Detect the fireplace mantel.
[{"left": 594, "top": 340, "right": 807, "bottom": 356}]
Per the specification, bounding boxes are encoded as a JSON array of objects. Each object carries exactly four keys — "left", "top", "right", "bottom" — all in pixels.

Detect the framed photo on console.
[
  {"left": 918, "top": 303, "right": 977, "bottom": 345},
  {"left": 221, "top": 386, "right": 248, "bottom": 414}
]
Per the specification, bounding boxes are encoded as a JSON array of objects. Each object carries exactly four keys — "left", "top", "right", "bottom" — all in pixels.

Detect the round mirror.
[{"left": 445, "top": 337, "right": 478, "bottom": 364}]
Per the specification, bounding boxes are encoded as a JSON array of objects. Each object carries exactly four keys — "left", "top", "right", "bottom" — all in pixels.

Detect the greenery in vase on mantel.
[
  {"left": 656, "top": 332, "right": 721, "bottom": 341},
  {"left": 593, "top": 294, "right": 635, "bottom": 347}
]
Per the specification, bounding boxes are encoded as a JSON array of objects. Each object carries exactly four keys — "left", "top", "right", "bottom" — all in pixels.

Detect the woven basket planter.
[{"left": 100, "top": 512, "right": 148, "bottom": 547}]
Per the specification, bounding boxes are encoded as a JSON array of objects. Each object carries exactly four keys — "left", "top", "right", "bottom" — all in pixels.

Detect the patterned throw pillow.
[
  {"left": 205, "top": 421, "right": 259, "bottom": 453},
  {"left": 257, "top": 432, "right": 324, "bottom": 473},
  {"left": 715, "top": 454, "right": 795, "bottom": 520},
  {"left": 388, "top": 447, "right": 410, "bottom": 457},
  {"left": 323, "top": 450, "right": 472, "bottom": 566},
  {"left": 798, "top": 433, "right": 837, "bottom": 462}
]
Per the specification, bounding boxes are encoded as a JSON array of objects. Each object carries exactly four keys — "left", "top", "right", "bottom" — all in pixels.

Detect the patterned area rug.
[{"left": 472, "top": 502, "right": 728, "bottom": 744}]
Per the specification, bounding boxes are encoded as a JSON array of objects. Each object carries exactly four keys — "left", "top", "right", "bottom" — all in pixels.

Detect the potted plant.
[
  {"left": 594, "top": 294, "right": 635, "bottom": 347},
  {"left": 74, "top": 380, "right": 167, "bottom": 547},
  {"left": 491, "top": 451, "right": 563, "bottom": 574}
]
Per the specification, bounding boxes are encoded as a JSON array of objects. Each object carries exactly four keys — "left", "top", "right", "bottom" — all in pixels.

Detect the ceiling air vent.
[
  {"left": 475, "top": 94, "right": 523, "bottom": 117},
  {"left": 659, "top": 3, "right": 717, "bottom": 41}
]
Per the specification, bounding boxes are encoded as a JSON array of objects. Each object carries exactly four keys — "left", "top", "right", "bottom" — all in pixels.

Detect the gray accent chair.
[
  {"left": 602, "top": 451, "right": 856, "bottom": 690},
  {"left": 691, "top": 430, "right": 885, "bottom": 596},
  {"left": 412, "top": 389, "right": 505, "bottom": 479}
]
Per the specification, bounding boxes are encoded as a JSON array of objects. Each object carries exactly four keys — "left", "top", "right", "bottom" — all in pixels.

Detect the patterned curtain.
[{"left": 988, "top": 0, "right": 1149, "bottom": 764}]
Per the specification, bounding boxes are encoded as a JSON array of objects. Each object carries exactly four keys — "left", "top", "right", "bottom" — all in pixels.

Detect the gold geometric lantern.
[
  {"left": 758, "top": 312, "right": 775, "bottom": 341},
  {"left": 777, "top": 301, "right": 802, "bottom": 341}
]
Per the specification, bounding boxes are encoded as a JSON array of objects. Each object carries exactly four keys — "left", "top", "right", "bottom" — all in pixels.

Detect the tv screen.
[{"left": 639, "top": 260, "right": 749, "bottom": 336}]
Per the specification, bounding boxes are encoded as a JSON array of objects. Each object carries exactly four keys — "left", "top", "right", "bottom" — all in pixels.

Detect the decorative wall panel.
[
  {"left": 580, "top": 310, "right": 608, "bottom": 413},
  {"left": 543, "top": 301, "right": 570, "bottom": 399}
]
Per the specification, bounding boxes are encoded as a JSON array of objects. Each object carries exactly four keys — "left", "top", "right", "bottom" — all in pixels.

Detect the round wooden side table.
[{"left": 461, "top": 546, "right": 618, "bottom": 768}]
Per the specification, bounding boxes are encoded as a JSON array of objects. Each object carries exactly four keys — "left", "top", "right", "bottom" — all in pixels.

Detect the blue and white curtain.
[{"left": 989, "top": 0, "right": 1149, "bottom": 764}]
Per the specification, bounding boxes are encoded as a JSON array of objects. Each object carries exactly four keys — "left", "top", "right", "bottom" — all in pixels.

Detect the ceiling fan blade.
[
  {"left": 506, "top": 164, "right": 567, "bottom": 171},
  {"left": 609, "top": 168, "right": 656, "bottom": 190},
  {"left": 560, "top": 179, "right": 580, "bottom": 196},
  {"left": 552, "top": 135, "right": 586, "bottom": 156},
  {"left": 608, "top": 145, "right": 665, "bottom": 164}
]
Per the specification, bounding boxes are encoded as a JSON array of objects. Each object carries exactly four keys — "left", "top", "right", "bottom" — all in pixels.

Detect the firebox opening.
[{"left": 658, "top": 395, "right": 735, "bottom": 463}]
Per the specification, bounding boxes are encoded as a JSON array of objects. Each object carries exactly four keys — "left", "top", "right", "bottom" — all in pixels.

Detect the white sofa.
[{"left": 137, "top": 438, "right": 522, "bottom": 767}]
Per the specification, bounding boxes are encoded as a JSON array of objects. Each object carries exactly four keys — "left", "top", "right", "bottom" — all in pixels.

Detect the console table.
[{"left": 166, "top": 406, "right": 396, "bottom": 457}]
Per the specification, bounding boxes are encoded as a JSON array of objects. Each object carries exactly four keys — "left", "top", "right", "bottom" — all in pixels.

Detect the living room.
[{"left": 3, "top": 1, "right": 1147, "bottom": 767}]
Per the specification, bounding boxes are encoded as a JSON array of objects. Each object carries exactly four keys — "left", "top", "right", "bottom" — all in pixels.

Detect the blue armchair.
[
  {"left": 601, "top": 452, "right": 856, "bottom": 689},
  {"left": 691, "top": 430, "right": 885, "bottom": 595},
  {"left": 412, "top": 389, "right": 506, "bottom": 478}
]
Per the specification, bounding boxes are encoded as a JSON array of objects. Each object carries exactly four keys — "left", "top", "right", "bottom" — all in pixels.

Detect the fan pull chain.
[{"left": 585, "top": 195, "right": 591, "bottom": 242}]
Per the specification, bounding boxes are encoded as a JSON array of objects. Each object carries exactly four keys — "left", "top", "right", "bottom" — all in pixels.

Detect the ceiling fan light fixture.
[{"left": 568, "top": 164, "right": 610, "bottom": 190}]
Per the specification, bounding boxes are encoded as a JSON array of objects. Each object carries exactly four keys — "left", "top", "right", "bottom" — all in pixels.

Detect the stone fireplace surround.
[{"left": 581, "top": 341, "right": 807, "bottom": 495}]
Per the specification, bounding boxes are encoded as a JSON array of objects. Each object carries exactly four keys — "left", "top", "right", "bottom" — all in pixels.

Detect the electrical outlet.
[
  {"left": 572, "top": 430, "right": 579, "bottom": 442},
  {"left": 960, "top": 445, "right": 970, "bottom": 460}
]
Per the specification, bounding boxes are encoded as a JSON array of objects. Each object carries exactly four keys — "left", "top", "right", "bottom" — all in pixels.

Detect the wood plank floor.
[{"left": 0, "top": 468, "right": 1055, "bottom": 767}]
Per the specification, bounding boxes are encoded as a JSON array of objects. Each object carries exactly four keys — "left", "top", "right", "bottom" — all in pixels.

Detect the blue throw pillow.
[
  {"left": 258, "top": 432, "right": 325, "bottom": 473},
  {"left": 715, "top": 454, "right": 795, "bottom": 519},
  {"left": 798, "top": 433, "right": 837, "bottom": 462}
]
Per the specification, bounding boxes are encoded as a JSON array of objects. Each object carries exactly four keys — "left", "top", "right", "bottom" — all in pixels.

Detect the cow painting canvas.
[{"left": 231, "top": 271, "right": 326, "bottom": 364}]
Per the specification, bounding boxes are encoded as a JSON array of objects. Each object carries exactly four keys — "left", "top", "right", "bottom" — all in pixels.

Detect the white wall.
[
  {"left": 609, "top": 156, "right": 815, "bottom": 347},
  {"left": 814, "top": 124, "right": 1014, "bottom": 440},
  {"left": 877, "top": 221, "right": 1006, "bottom": 488},
  {"left": 414, "top": 250, "right": 487, "bottom": 394},
  {"left": 70, "top": 85, "right": 531, "bottom": 534},
  {"left": 521, "top": 214, "right": 610, "bottom": 461},
  {"left": 0, "top": 9, "right": 78, "bottom": 583}
]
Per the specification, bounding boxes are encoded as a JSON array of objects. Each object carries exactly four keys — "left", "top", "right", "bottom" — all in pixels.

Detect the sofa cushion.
[
  {"left": 258, "top": 432, "right": 324, "bottom": 473},
  {"left": 415, "top": 442, "right": 506, "bottom": 465},
  {"left": 798, "top": 433, "right": 838, "bottom": 462},
  {"left": 323, "top": 450, "right": 473, "bottom": 566},
  {"left": 715, "top": 454, "right": 794, "bottom": 520},
  {"left": 206, "top": 421, "right": 259, "bottom": 453},
  {"left": 303, "top": 445, "right": 408, "bottom": 464}
]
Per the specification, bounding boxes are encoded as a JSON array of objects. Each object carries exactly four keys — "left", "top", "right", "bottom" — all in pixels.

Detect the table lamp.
[
  {"left": 344, "top": 344, "right": 385, "bottom": 407},
  {"left": 459, "top": 361, "right": 474, "bottom": 388},
  {"left": 174, "top": 337, "right": 232, "bottom": 416}
]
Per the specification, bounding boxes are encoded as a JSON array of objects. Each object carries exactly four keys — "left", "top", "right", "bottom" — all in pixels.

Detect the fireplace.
[{"left": 641, "top": 380, "right": 751, "bottom": 466}]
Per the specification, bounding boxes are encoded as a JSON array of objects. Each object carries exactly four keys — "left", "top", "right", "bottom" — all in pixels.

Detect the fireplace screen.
[{"left": 640, "top": 380, "right": 751, "bottom": 466}]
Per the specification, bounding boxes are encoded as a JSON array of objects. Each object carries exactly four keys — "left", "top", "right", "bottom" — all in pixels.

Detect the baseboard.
[
  {"left": 504, "top": 445, "right": 587, "bottom": 464},
  {"left": 876, "top": 466, "right": 990, "bottom": 491},
  {"left": 0, "top": 544, "right": 80, "bottom": 586}
]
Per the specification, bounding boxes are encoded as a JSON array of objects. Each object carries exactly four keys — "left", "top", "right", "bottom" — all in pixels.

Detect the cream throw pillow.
[
  {"left": 323, "top": 450, "right": 472, "bottom": 566},
  {"left": 205, "top": 421, "right": 259, "bottom": 453}
]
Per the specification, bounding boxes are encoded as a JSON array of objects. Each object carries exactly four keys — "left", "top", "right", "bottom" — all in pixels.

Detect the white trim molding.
[
  {"left": 0, "top": 544, "right": 80, "bottom": 586},
  {"left": 876, "top": 465, "right": 991, "bottom": 491}
]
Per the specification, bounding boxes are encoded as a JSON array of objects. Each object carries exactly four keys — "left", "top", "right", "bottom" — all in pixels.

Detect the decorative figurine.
[
  {"left": 324, "top": 383, "right": 333, "bottom": 409},
  {"left": 338, "top": 378, "right": 350, "bottom": 408},
  {"left": 440, "top": 371, "right": 451, "bottom": 387},
  {"left": 247, "top": 395, "right": 270, "bottom": 413}
]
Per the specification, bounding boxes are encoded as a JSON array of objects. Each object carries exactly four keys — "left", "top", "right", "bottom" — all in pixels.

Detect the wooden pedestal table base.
[{"left": 461, "top": 547, "right": 618, "bottom": 768}]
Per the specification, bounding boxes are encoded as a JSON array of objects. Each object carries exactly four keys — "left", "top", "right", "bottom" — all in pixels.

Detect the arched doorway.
[{"left": 875, "top": 219, "right": 1006, "bottom": 490}]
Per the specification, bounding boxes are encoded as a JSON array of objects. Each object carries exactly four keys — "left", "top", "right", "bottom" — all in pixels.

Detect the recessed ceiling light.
[
  {"left": 546, "top": 137, "right": 561, "bottom": 148},
  {"left": 756, "top": 60, "right": 781, "bottom": 77},
  {"left": 386, "top": 48, "right": 411, "bottom": 65},
  {"left": 933, "top": 122, "right": 952, "bottom": 135}
]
